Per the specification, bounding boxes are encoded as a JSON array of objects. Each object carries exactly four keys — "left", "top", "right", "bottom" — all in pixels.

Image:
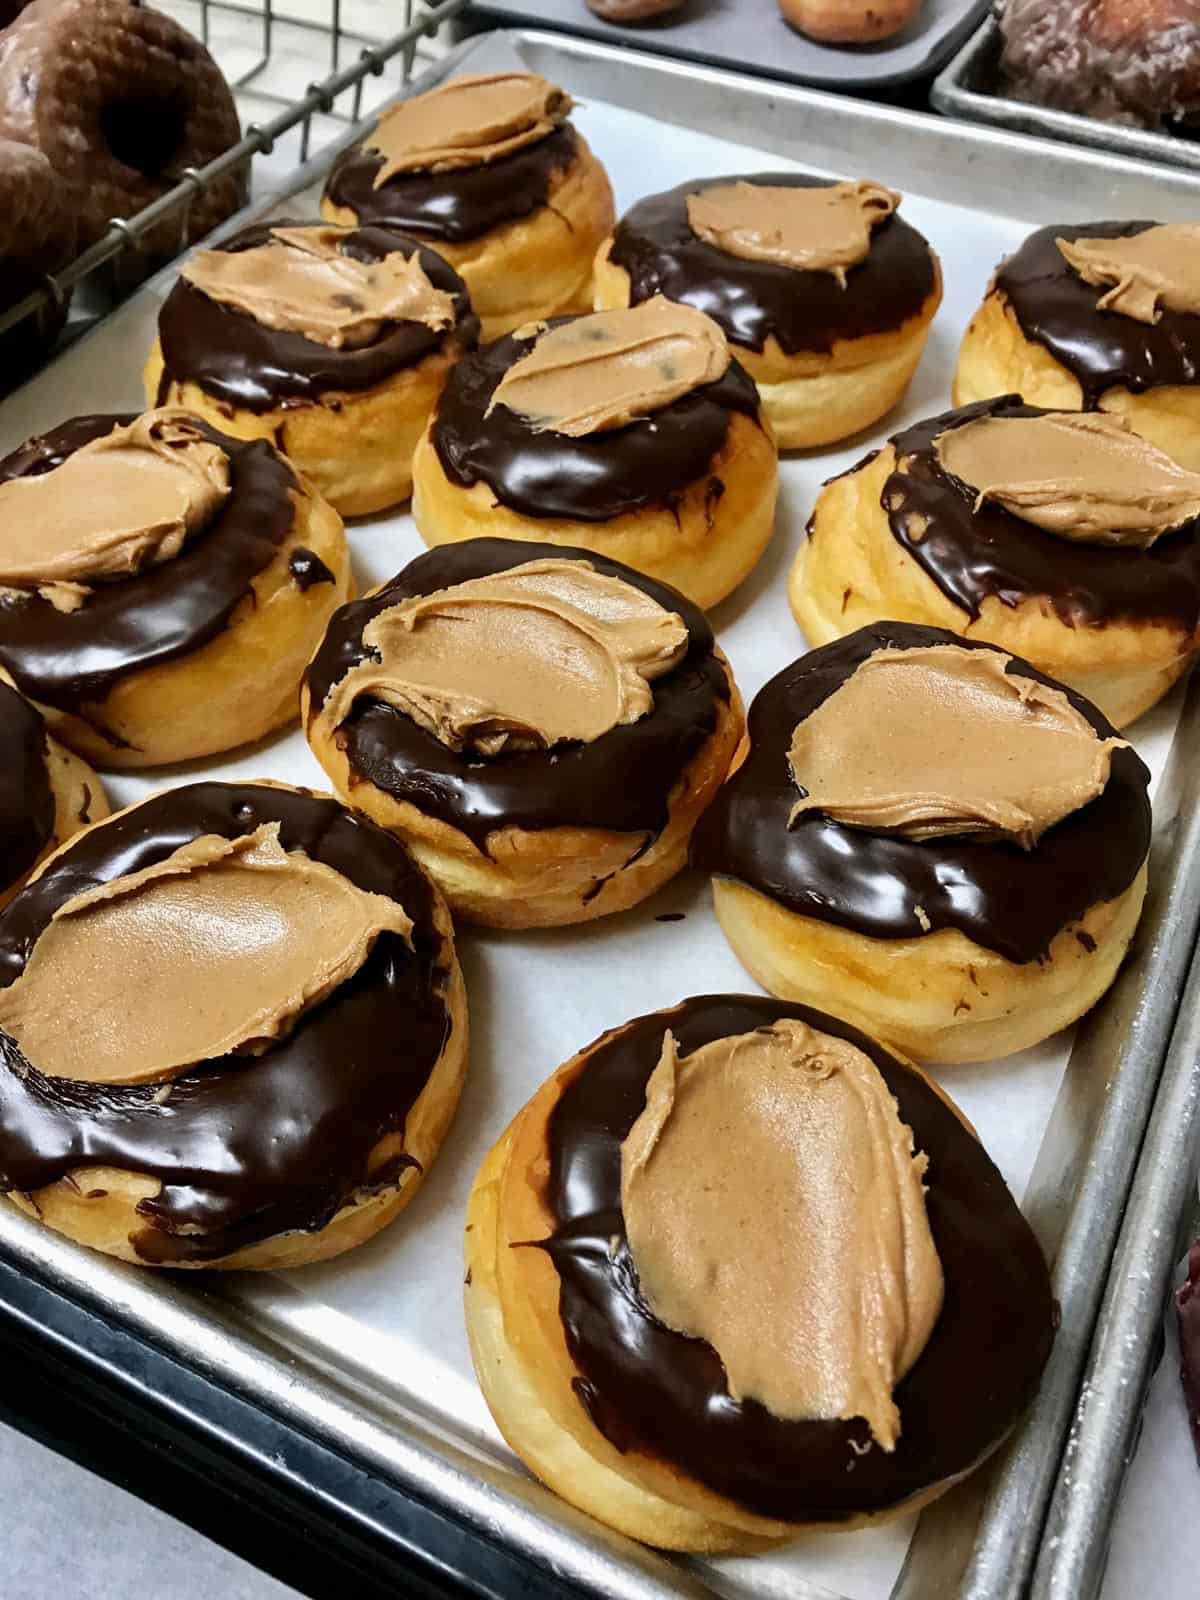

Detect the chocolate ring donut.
[
  {"left": 0, "top": 139, "right": 75, "bottom": 391},
  {"left": 0, "top": 0, "right": 245, "bottom": 267},
  {"left": 0, "top": 780, "right": 467, "bottom": 1270}
]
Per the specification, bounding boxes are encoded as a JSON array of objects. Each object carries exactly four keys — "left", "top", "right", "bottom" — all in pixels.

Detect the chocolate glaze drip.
[
  {"left": 156, "top": 219, "right": 479, "bottom": 414},
  {"left": 324, "top": 123, "right": 580, "bottom": 245},
  {"left": 995, "top": 221, "right": 1200, "bottom": 407},
  {"left": 0, "top": 683, "right": 52, "bottom": 895},
  {"left": 0, "top": 415, "right": 297, "bottom": 736},
  {"left": 608, "top": 174, "right": 937, "bottom": 357},
  {"left": 431, "top": 324, "right": 762, "bottom": 523},
  {"left": 306, "top": 538, "right": 728, "bottom": 852},
  {"left": 541, "top": 994, "right": 1055, "bottom": 1520},
  {"left": 0, "top": 781, "right": 453, "bottom": 1263},
  {"left": 289, "top": 547, "right": 335, "bottom": 591},
  {"left": 691, "top": 623, "right": 1150, "bottom": 964},
  {"left": 881, "top": 396, "right": 1200, "bottom": 631}
]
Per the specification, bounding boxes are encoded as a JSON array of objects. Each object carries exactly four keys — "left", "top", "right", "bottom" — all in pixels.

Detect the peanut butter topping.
[
  {"left": 620, "top": 1021, "right": 943, "bottom": 1451},
  {"left": 319, "top": 557, "right": 687, "bottom": 756},
  {"left": 0, "top": 410, "right": 229, "bottom": 590},
  {"left": 786, "top": 644, "right": 1123, "bottom": 849},
  {"left": 686, "top": 179, "right": 900, "bottom": 285},
  {"left": 934, "top": 411, "right": 1200, "bottom": 547},
  {"left": 487, "top": 299, "right": 730, "bottom": 436},
  {"left": 1056, "top": 225, "right": 1200, "bottom": 324},
  {"left": 181, "top": 225, "right": 454, "bottom": 350},
  {"left": 0, "top": 823, "right": 411, "bottom": 1086},
  {"left": 369, "top": 72, "right": 573, "bottom": 186}
]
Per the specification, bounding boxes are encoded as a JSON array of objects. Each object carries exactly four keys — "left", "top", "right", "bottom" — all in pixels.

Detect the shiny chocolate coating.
[
  {"left": 608, "top": 173, "right": 938, "bottom": 356},
  {"left": 691, "top": 623, "right": 1150, "bottom": 964},
  {"left": 541, "top": 994, "right": 1055, "bottom": 1519},
  {"left": 0, "top": 682, "right": 52, "bottom": 894},
  {"left": 156, "top": 220, "right": 479, "bottom": 414},
  {"left": 0, "top": 415, "right": 297, "bottom": 744},
  {"left": 0, "top": 781, "right": 454, "bottom": 1263},
  {"left": 306, "top": 537, "right": 729, "bottom": 853},
  {"left": 324, "top": 124, "right": 580, "bottom": 245},
  {"left": 288, "top": 547, "right": 336, "bottom": 591},
  {"left": 994, "top": 221, "right": 1200, "bottom": 406},
  {"left": 430, "top": 323, "right": 762, "bottom": 523},
  {"left": 881, "top": 396, "right": 1200, "bottom": 631}
]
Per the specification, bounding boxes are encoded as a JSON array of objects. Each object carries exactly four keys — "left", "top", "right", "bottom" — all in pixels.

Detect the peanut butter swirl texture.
[
  {"left": 619, "top": 1021, "right": 943, "bottom": 1452},
  {"left": 0, "top": 822, "right": 412, "bottom": 1086},
  {"left": 181, "top": 225, "right": 455, "bottom": 350},
  {"left": 786, "top": 645, "right": 1124, "bottom": 849},
  {"left": 686, "top": 179, "right": 900, "bottom": 285},
  {"left": 319, "top": 558, "right": 688, "bottom": 757},
  {"left": 369, "top": 72, "right": 573, "bottom": 186},
  {"left": 934, "top": 411, "right": 1200, "bottom": 547},
  {"left": 487, "top": 299, "right": 730, "bottom": 436},
  {"left": 1056, "top": 224, "right": 1200, "bottom": 324},
  {"left": 0, "top": 410, "right": 229, "bottom": 595}
]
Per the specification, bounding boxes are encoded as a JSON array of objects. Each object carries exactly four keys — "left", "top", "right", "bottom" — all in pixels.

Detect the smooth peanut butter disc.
[
  {"left": 620, "top": 1020, "right": 943, "bottom": 1451},
  {"left": 0, "top": 822, "right": 412, "bottom": 1086},
  {"left": 686, "top": 178, "right": 899, "bottom": 285},
  {"left": 320, "top": 557, "right": 688, "bottom": 756},
  {"left": 1056, "top": 225, "right": 1200, "bottom": 324},
  {"left": 786, "top": 644, "right": 1124, "bottom": 849},
  {"left": 369, "top": 72, "right": 573, "bottom": 186},
  {"left": 181, "top": 225, "right": 455, "bottom": 351},
  {"left": 487, "top": 299, "right": 730, "bottom": 436},
  {"left": 0, "top": 410, "right": 230, "bottom": 590},
  {"left": 934, "top": 411, "right": 1200, "bottom": 547}
]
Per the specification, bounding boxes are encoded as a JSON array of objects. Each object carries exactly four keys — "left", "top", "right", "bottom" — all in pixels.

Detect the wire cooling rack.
[{"left": 0, "top": 0, "right": 470, "bottom": 340}]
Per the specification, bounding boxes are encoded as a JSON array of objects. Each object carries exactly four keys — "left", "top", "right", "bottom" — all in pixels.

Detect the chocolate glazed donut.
[
  {"left": 0, "top": 0, "right": 245, "bottom": 269},
  {"left": 692, "top": 622, "right": 1151, "bottom": 965},
  {"left": 540, "top": 994, "right": 1056, "bottom": 1520},
  {"left": 155, "top": 219, "right": 480, "bottom": 414},
  {"left": 0, "top": 781, "right": 455, "bottom": 1264},
  {"left": 608, "top": 173, "right": 937, "bottom": 356},
  {"left": 0, "top": 140, "right": 75, "bottom": 391},
  {"left": 430, "top": 323, "right": 762, "bottom": 523},
  {"left": 305, "top": 537, "right": 729, "bottom": 850},
  {"left": 0, "top": 681, "right": 53, "bottom": 896}
]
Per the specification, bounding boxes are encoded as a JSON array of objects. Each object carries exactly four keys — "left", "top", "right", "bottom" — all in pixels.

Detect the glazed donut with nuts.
[
  {"left": 0, "top": 780, "right": 467, "bottom": 1270},
  {"left": 411, "top": 300, "right": 778, "bottom": 611},
  {"left": 593, "top": 173, "right": 941, "bottom": 449},
  {"left": 0, "top": 681, "right": 107, "bottom": 910},
  {"left": 465, "top": 994, "right": 1055, "bottom": 1549},
  {"left": 323, "top": 72, "right": 615, "bottom": 342},
  {"left": 793, "top": 397, "right": 1200, "bottom": 728},
  {"left": 303, "top": 537, "right": 745, "bottom": 929},
  {"left": 693, "top": 623, "right": 1151, "bottom": 1063},
  {"left": 955, "top": 221, "right": 1200, "bottom": 471},
  {"left": 146, "top": 220, "right": 480, "bottom": 517},
  {"left": 0, "top": 408, "right": 350, "bottom": 768}
]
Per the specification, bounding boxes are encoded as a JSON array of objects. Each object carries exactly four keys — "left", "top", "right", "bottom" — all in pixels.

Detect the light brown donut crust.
[
  {"left": 323, "top": 133, "right": 616, "bottom": 344},
  {"left": 0, "top": 734, "right": 109, "bottom": 912}
]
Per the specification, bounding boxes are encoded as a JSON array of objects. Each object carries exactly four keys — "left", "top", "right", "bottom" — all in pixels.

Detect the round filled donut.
[
  {"left": 411, "top": 300, "right": 778, "bottom": 612},
  {"left": 0, "top": 779, "right": 467, "bottom": 1270},
  {"left": 0, "top": 407, "right": 351, "bottom": 768},
  {"left": 0, "top": 0, "right": 245, "bottom": 267},
  {"left": 322, "top": 72, "right": 614, "bottom": 342},
  {"left": 954, "top": 221, "right": 1200, "bottom": 472},
  {"left": 145, "top": 219, "right": 480, "bottom": 517},
  {"left": 465, "top": 994, "right": 1055, "bottom": 1550},
  {"left": 692, "top": 623, "right": 1151, "bottom": 1063},
  {"left": 0, "top": 680, "right": 107, "bottom": 910},
  {"left": 593, "top": 173, "right": 942, "bottom": 450},
  {"left": 303, "top": 537, "right": 745, "bottom": 929},
  {"left": 0, "top": 140, "right": 76, "bottom": 393},
  {"left": 792, "top": 396, "right": 1200, "bottom": 729}
]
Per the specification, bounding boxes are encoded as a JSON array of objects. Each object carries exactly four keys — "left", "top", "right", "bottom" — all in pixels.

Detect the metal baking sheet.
[
  {"left": 933, "top": 18, "right": 1200, "bottom": 176},
  {"left": 4, "top": 28, "right": 1200, "bottom": 1600},
  {"left": 460, "top": 0, "right": 990, "bottom": 91}
]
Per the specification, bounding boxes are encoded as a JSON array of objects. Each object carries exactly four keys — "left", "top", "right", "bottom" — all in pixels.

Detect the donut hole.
[{"left": 100, "top": 92, "right": 190, "bottom": 179}]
